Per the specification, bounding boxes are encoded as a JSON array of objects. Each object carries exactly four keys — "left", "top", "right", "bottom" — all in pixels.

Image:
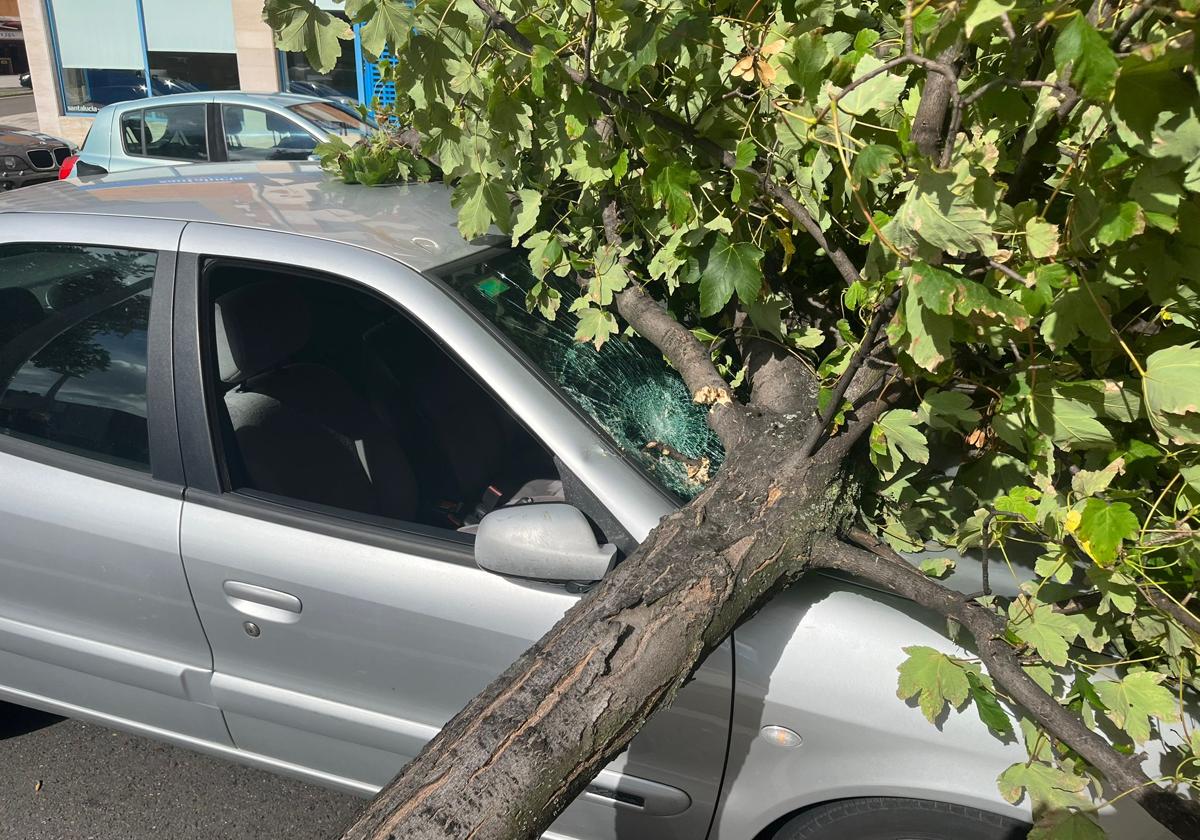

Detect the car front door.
[
  {"left": 219, "top": 104, "right": 319, "bottom": 162},
  {"left": 0, "top": 212, "right": 229, "bottom": 747},
  {"left": 171, "top": 223, "right": 732, "bottom": 840}
]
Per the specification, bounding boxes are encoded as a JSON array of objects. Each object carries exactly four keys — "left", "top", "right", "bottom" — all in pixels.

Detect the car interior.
[
  {"left": 221, "top": 107, "right": 316, "bottom": 161},
  {"left": 203, "top": 261, "right": 565, "bottom": 534}
]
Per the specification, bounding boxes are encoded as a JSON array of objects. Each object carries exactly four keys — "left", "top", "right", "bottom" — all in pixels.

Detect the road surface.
[
  {"left": 0, "top": 92, "right": 34, "bottom": 120},
  {"left": 0, "top": 702, "right": 363, "bottom": 840}
]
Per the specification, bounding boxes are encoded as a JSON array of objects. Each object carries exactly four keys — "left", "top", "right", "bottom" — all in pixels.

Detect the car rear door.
[
  {"left": 0, "top": 212, "right": 229, "bottom": 747},
  {"left": 171, "top": 223, "right": 732, "bottom": 840}
]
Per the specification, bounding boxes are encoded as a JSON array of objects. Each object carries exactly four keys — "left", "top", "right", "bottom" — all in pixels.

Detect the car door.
[
  {"left": 171, "top": 223, "right": 732, "bottom": 840},
  {"left": 0, "top": 212, "right": 229, "bottom": 747}
]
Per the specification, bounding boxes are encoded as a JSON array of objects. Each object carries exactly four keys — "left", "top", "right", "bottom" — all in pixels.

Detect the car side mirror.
[{"left": 475, "top": 504, "right": 617, "bottom": 584}]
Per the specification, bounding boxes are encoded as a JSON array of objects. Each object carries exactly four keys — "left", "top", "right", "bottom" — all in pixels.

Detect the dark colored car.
[
  {"left": 0, "top": 127, "right": 74, "bottom": 191},
  {"left": 18, "top": 73, "right": 31, "bottom": 89}
]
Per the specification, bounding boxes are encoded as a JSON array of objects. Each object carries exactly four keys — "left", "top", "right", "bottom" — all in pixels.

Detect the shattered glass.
[{"left": 437, "top": 253, "right": 724, "bottom": 499}]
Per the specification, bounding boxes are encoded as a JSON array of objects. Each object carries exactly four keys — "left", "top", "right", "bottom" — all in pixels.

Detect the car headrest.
[
  {"left": 0, "top": 287, "right": 45, "bottom": 329},
  {"left": 214, "top": 281, "right": 311, "bottom": 383}
]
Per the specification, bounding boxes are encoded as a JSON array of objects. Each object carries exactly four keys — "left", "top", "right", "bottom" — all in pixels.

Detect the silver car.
[
  {"left": 70, "top": 92, "right": 373, "bottom": 178},
  {"left": 0, "top": 164, "right": 1173, "bottom": 840}
]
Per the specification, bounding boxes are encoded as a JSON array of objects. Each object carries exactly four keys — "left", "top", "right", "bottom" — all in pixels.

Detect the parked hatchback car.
[
  {"left": 68, "top": 91, "right": 374, "bottom": 178},
  {"left": 0, "top": 126, "right": 74, "bottom": 191},
  {"left": 0, "top": 164, "right": 1179, "bottom": 840}
]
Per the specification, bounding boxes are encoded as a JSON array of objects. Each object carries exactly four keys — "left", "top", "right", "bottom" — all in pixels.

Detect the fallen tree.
[{"left": 266, "top": 1, "right": 1200, "bottom": 838}]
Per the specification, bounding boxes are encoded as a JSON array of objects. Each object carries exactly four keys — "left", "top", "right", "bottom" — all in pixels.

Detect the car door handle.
[{"left": 222, "top": 580, "right": 303, "bottom": 615}]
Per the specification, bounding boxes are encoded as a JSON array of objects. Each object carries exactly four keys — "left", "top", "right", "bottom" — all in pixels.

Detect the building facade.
[{"left": 16, "top": 0, "right": 382, "bottom": 144}]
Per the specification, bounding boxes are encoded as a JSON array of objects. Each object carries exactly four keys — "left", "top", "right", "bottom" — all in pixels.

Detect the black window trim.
[{"left": 0, "top": 243, "right": 184, "bottom": 494}]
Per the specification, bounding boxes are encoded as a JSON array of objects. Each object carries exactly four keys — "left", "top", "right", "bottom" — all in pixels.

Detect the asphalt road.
[
  {"left": 0, "top": 702, "right": 363, "bottom": 840},
  {"left": 0, "top": 92, "right": 34, "bottom": 120}
]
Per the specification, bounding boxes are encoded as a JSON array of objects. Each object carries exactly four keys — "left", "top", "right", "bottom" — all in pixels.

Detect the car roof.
[
  {"left": 97, "top": 90, "right": 329, "bottom": 114},
  {"left": 0, "top": 162, "right": 492, "bottom": 271}
]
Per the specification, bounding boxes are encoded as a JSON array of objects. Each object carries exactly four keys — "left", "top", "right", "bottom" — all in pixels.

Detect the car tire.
[{"left": 773, "top": 797, "right": 1028, "bottom": 840}]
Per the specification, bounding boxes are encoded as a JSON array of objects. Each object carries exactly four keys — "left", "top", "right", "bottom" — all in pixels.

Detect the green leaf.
[
  {"left": 963, "top": 0, "right": 1015, "bottom": 36},
  {"left": 1144, "top": 342, "right": 1200, "bottom": 418},
  {"left": 919, "top": 389, "right": 981, "bottom": 431},
  {"left": 1095, "top": 201, "right": 1145, "bottom": 246},
  {"left": 870, "top": 409, "right": 930, "bottom": 478},
  {"left": 1093, "top": 671, "right": 1179, "bottom": 743},
  {"left": 525, "top": 231, "right": 569, "bottom": 280},
  {"left": 1054, "top": 15, "right": 1118, "bottom": 101},
  {"left": 355, "top": 0, "right": 416, "bottom": 58},
  {"left": 266, "top": 0, "right": 353, "bottom": 73},
  {"left": 893, "top": 169, "right": 997, "bottom": 258},
  {"left": 1008, "top": 596, "right": 1081, "bottom": 666},
  {"left": 650, "top": 163, "right": 699, "bottom": 227},
  {"left": 1071, "top": 457, "right": 1126, "bottom": 498},
  {"left": 919, "top": 555, "right": 956, "bottom": 577},
  {"left": 452, "top": 174, "right": 492, "bottom": 241},
  {"left": 896, "top": 646, "right": 971, "bottom": 723},
  {"left": 1076, "top": 498, "right": 1139, "bottom": 564},
  {"left": 511, "top": 189, "right": 543, "bottom": 245},
  {"left": 573, "top": 306, "right": 618, "bottom": 350},
  {"left": 1028, "top": 811, "right": 1106, "bottom": 840},
  {"left": 734, "top": 139, "right": 757, "bottom": 170},
  {"left": 966, "top": 671, "right": 1015, "bottom": 740},
  {"left": 699, "top": 235, "right": 764, "bottom": 316},
  {"left": 852, "top": 144, "right": 899, "bottom": 186},
  {"left": 1025, "top": 218, "right": 1060, "bottom": 259},
  {"left": 1030, "top": 383, "right": 1115, "bottom": 451},
  {"left": 530, "top": 45, "right": 555, "bottom": 98},
  {"left": 837, "top": 54, "right": 907, "bottom": 116},
  {"left": 997, "top": 761, "right": 1090, "bottom": 810}
]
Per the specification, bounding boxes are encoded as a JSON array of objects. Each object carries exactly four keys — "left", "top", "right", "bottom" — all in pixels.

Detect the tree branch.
[
  {"left": 913, "top": 44, "right": 962, "bottom": 160},
  {"left": 799, "top": 290, "right": 901, "bottom": 458},
  {"left": 1111, "top": 0, "right": 1157, "bottom": 50},
  {"left": 601, "top": 201, "right": 748, "bottom": 449},
  {"left": 817, "top": 535, "right": 1200, "bottom": 840},
  {"left": 470, "top": 0, "right": 862, "bottom": 287}
]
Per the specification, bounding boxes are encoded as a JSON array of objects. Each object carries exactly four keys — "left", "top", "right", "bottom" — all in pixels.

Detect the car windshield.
[
  {"left": 288, "top": 102, "right": 374, "bottom": 139},
  {"left": 437, "top": 252, "right": 724, "bottom": 500}
]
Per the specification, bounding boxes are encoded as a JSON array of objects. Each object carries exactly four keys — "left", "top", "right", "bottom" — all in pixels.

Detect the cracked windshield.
[{"left": 439, "top": 252, "right": 724, "bottom": 499}]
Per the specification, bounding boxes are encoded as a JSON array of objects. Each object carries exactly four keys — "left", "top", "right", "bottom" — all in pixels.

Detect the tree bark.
[
  {"left": 912, "top": 44, "right": 962, "bottom": 159},
  {"left": 340, "top": 421, "right": 854, "bottom": 840}
]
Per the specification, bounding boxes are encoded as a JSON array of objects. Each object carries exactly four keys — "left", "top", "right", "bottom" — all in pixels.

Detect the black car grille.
[
  {"left": 53, "top": 147, "right": 70, "bottom": 165},
  {"left": 26, "top": 149, "right": 54, "bottom": 170}
]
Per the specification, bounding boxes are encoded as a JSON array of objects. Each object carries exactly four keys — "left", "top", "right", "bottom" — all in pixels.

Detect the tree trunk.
[{"left": 340, "top": 420, "right": 852, "bottom": 840}]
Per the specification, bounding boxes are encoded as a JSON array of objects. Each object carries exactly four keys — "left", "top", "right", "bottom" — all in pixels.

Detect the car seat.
[{"left": 214, "top": 279, "right": 419, "bottom": 521}]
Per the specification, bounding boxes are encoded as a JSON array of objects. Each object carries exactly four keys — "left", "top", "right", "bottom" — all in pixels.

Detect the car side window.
[
  {"left": 120, "top": 110, "right": 145, "bottom": 155},
  {"left": 202, "top": 261, "right": 561, "bottom": 533},
  {"left": 0, "top": 244, "right": 158, "bottom": 471},
  {"left": 222, "top": 105, "right": 317, "bottom": 162},
  {"left": 123, "top": 104, "right": 209, "bottom": 162}
]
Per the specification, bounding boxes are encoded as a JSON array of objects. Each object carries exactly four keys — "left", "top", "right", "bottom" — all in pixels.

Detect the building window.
[
  {"left": 49, "top": 0, "right": 146, "bottom": 112},
  {"left": 47, "top": 0, "right": 241, "bottom": 115},
  {"left": 142, "top": 0, "right": 240, "bottom": 92},
  {"left": 282, "top": 9, "right": 358, "bottom": 104}
]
